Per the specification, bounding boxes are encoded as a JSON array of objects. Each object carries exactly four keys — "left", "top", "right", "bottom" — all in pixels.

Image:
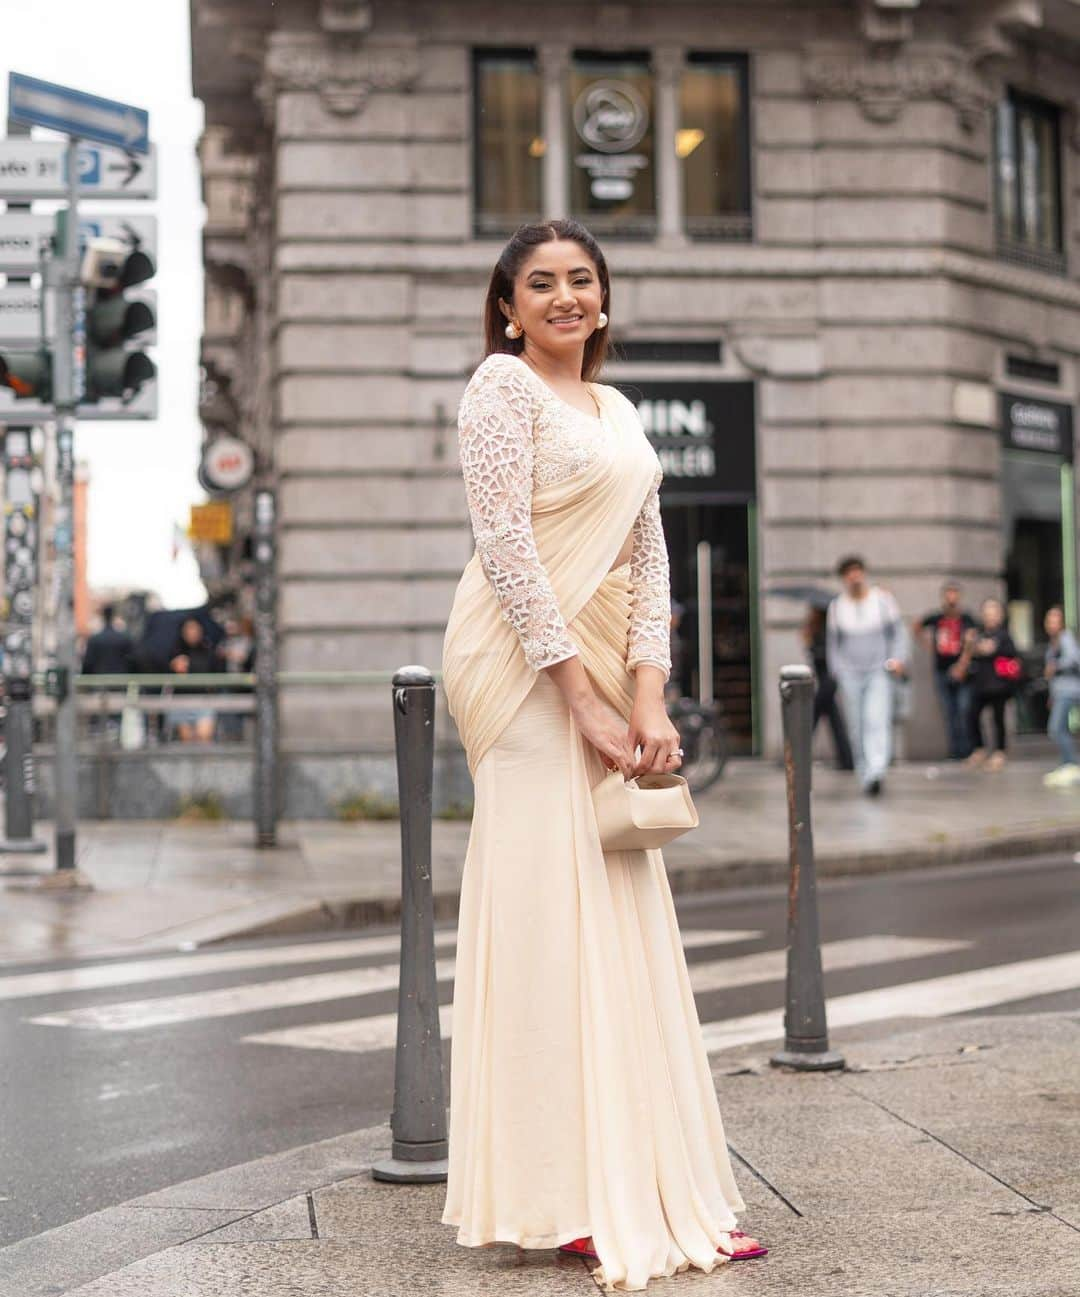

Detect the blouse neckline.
[{"left": 504, "top": 354, "right": 605, "bottom": 427}]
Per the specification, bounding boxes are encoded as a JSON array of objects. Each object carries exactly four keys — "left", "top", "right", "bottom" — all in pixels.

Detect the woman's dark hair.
[{"left": 482, "top": 220, "right": 612, "bottom": 381}]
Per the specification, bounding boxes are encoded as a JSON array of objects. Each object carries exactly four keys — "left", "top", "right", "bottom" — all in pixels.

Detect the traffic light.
[
  {"left": 0, "top": 351, "right": 51, "bottom": 401},
  {"left": 81, "top": 236, "right": 156, "bottom": 403}
]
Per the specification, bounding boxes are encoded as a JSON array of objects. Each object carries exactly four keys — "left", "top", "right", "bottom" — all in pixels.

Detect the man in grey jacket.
[{"left": 826, "top": 556, "right": 909, "bottom": 796}]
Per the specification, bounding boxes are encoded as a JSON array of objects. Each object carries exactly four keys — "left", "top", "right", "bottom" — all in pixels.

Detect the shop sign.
[
  {"left": 189, "top": 501, "right": 234, "bottom": 545},
  {"left": 1000, "top": 392, "right": 1074, "bottom": 458},
  {"left": 617, "top": 380, "right": 757, "bottom": 499},
  {"left": 573, "top": 80, "right": 649, "bottom": 201},
  {"left": 200, "top": 435, "right": 255, "bottom": 492}
]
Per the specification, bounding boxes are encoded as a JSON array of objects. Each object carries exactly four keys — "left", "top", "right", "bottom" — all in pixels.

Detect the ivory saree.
[{"left": 441, "top": 354, "right": 746, "bottom": 1292}]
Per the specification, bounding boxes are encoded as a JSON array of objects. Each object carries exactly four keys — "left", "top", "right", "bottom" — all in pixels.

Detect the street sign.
[
  {"left": 0, "top": 381, "right": 157, "bottom": 424},
  {"left": 0, "top": 139, "right": 156, "bottom": 200},
  {"left": 201, "top": 435, "right": 255, "bottom": 492},
  {"left": 189, "top": 501, "right": 234, "bottom": 544},
  {"left": 0, "top": 286, "right": 41, "bottom": 346},
  {"left": 0, "top": 213, "right": 159, "bottom": 274},
  {"left": 8, "top": 73, "right": 149, "bottom": 155}
]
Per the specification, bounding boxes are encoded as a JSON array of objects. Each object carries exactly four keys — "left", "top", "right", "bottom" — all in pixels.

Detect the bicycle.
[{"left": 666, "top": 693, "right": 730, "bottom": 793}]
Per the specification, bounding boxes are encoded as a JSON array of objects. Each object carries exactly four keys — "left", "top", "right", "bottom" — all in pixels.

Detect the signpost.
[
  {"left": 0, "top": 74, "right": 154, "bottom": 873},
  {"left": 0, "top": 138, "right": 157, "bottom": 200},
  {"left": 0, "top": 213, "right": 156, "bottom": 276},
  {"left": 9, "top": 74, "right": 149, "bottom": 154}
]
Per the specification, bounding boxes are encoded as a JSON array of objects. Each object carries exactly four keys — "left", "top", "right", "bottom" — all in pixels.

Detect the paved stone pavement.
[
  {"left": 2, "top": 757, "right": 1080, "bottom": 962},
  {"left": 2, "top": 1010, "right": 1077, "bottom": 1297}
]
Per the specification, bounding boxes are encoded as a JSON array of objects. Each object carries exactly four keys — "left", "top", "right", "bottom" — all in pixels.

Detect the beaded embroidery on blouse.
[{"left": 457, "top": 353, "right": 672, "bottom": 678}]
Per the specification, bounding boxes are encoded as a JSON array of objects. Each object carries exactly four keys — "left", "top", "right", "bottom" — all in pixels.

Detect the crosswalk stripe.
[
  {"left": 699, "top": 949, "right": 1080, "bottom": 1053},
  {"left": 244, "top": 949, "right": 1080, "bottom": 1057},
  {"left": 235, "top": 936, "right": 965, "bottom": 1054},
  {"left": 0, "top": 932, "right": 457, "bottom": 1002},
  {"left": 25, "top": 935, "right": 957, "bottom": 1033},
  {"left": 0, "top": 927, "right": 759, "bottom": 1003}
]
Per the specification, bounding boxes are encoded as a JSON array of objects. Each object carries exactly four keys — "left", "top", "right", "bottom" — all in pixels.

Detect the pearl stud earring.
[
  {"left": 596, "top": 312, "right": 608, "bottom": 329},
  {"left": 505, "top": 320, "right": 523, "bottom": 340}
]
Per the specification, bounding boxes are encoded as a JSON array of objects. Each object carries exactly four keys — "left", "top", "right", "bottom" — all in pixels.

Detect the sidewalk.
[
  {"left": 3, "top": 757, "right": 1080, "bottom": 962},
  {"left": 3, "top": 1010, "right": 1077, "bottom": 1296}
]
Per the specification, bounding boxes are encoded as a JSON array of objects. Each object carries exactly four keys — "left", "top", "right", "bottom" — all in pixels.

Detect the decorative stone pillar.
[
  {"left": 654, "top": 45, "right": 687, "bottom": 246},
  {"left": 539, "top": 43, "right": 570, "bottom": 220}
]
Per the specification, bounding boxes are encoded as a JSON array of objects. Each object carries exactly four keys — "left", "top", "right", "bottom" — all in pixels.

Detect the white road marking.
[
  {"left": 1, "top": 927, "right": 759, "bottom": 1003},
  {"left": 26, "top": 935, "right": 953, "bottom": 1033},
  {"left": 0, "top": 932, "right": 458, "bottom": 1002},
  {"left": 699, "top": 950, "right": 1080, "bottom": 1053},
  {"left": 238, "top": 936, "right": 968, "bottom": 1055}
]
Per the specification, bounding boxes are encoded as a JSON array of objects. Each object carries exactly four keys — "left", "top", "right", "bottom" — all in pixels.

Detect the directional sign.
[
  {"left": 0, "top": 140, "right": 156, "bottom": 200},
  {"left": 0, "top": 213, "right": 157, "bottom": 275},
  {"left": 0, "top": 382, "right": 158, "bottom": 425},
  {"left": 0, "top": 287, "right": 42, "bottom": 345},
  {"left": 8, "top": 73, "right": 149, "bottom": 155}
]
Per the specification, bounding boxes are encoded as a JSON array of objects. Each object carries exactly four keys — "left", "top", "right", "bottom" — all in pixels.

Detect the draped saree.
[{"left": 440, "top": 380, "right": 747, "bottom": 1292}]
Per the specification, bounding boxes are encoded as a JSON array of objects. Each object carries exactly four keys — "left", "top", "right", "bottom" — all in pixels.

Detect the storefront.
[
  {"left": 616, "top": 374, "right": 759, "bottom": 754},
  {"left": 1000, "top": 392, "right": 1077, "bottom": 731}
]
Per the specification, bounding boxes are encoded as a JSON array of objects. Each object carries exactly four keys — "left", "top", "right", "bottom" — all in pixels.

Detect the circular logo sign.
[
  {"left": 201, "top": 436, "right": 254, "bottom": 493},
  {"left": 573, "top": 80, "right": 649, "bottom": 153}
]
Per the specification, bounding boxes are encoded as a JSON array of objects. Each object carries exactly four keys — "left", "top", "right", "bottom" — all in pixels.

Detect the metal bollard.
[
  {"left": 372, "top": 665, "right": 449, "bottom": 1183},
  {"left": 770, "top": 665, "right": 845, "bottom": 1072}
]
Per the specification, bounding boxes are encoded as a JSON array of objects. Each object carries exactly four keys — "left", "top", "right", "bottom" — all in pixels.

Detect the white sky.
[{"left": 1, "top": 0, "right": 207, "bottom": 606}]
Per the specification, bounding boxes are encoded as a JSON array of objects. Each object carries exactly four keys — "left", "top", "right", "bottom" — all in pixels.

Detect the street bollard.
[
  {"left": 372, "top": 665, "right": 449, "bottom": 1183},
  {"left": 770, "top": 665, "right": 845, "bottom": 1072}
]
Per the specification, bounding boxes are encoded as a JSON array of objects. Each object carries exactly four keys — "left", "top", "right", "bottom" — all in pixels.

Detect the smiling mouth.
[{"left": 548, "top": 315, "right": 584, "bottom": 324}]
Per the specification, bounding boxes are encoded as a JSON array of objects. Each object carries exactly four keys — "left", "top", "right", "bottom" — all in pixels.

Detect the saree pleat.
[{"left": 441, "top": 388, "right": 746, "bottom": 1291}]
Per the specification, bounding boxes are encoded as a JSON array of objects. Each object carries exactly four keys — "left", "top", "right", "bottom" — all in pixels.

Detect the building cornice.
[{"left": 258, "top": 31, "right": 420, "bottom": 118}]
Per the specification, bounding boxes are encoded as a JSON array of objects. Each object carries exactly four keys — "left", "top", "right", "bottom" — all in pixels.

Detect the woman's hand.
[
  {"left": 568, "top": 694, "right": 637, "bottom": 779},
  {"left": 628, "top": 695, "right": 681, "bottom": 778}
]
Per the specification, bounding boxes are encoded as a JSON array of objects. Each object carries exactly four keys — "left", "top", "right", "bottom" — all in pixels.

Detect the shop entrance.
[
  {"left": 618, "top": 378, "right": 759, "bottom": 754},
  {"left": 1000, "top": 393, "right": 1076, "bottom": 733}
]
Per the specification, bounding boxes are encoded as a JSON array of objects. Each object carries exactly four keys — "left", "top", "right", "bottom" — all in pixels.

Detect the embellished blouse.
[{"left": 456, "top": 353, "right": 672, "bottom": 680}]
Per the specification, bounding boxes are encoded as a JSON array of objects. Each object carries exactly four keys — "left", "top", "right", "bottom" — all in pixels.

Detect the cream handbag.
[{"left": 591, "top": 769, "right": 699, "bottom": 851}]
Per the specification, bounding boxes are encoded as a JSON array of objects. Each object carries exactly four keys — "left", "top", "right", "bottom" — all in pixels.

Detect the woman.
[
  {"left": 1042, "top": 605, "right": 1080, "bottom": 787},
  {"left": 440, "top": 221, "right": 764, "bottom": 1291},
  {"left": 956, "top": 597, "right": 1019, "bottom": 771}
]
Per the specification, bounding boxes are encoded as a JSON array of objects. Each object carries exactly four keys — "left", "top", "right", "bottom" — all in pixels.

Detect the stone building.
[{"left": 190, "top": 0, "right": 1080, "bottom": 791}]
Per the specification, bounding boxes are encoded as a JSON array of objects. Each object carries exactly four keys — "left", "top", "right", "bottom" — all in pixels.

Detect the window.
[
  {"left": 995, "top": 89, "right": 1064, "bottom": 272},
  {"left": 680, "top": 54, "right": 751, "bottom": 240},
  {"left": 569, "top": 51, "right": 656, "bottom": 239},
  {"left": 473, "top": 49, "right": 543, "bottom": 236}
]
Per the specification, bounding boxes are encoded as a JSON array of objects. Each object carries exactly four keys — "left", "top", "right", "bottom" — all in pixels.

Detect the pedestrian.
[
  {"left": 826, "top": 555, "right": 909, "bottom": 796},
  {"left": 956, "top": 597, "right": 1021, "bottom": 771},
  {"left": 804, "top": 604, "right": 854, "bottom": 770},
  {"left": 441, "top": 220, "right": 764, "bottom": 1290},
  {"left": 915, "top": 581, "right": 976, "bottom": 759},
  {"left": 167, "top": 617, "right": 221, "bottom": 743},
  {"left": 81, "top": 604, "right": 137, "bottom": 677},
  {"left": 1041, "top": 605, "right": 1080, "bottom": 787},
  {"left": 81, "top": 604, "right": 137, "bottom": 738}
]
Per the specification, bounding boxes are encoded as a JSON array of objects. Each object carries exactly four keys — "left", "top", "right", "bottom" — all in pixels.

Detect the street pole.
[
  {"left": 48, "top": 138, "right": 83, "bottom": 870},
  {"left": 252, "top": 487, "right": 278, "bottom": 847},
  {"left": 372, "top": 665, "right": 448, "bottom": 1184},
  {"left": 771, "top": 664, "right": 845, "bottom": 1072},
  {"left": 0, "top": 428, "right": 46, "bottom": 855}
]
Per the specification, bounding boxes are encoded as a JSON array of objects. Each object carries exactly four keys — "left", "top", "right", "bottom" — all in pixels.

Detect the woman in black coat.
[{"left": 954, "top": 597, "right": 1020, "bottom": 771}]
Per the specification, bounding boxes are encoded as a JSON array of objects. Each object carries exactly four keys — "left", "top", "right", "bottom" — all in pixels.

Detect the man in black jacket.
[{"left": 81, "top": 605, "right": 137, "bottom": 676}]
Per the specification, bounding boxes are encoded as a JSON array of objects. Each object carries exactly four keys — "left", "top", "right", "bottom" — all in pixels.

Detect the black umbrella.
[
  {"left": 137, "top": 605, "right": 225, "bottom": 672},
  {"left": 767, "top": 584, "right": 836, "bottom": 610}
]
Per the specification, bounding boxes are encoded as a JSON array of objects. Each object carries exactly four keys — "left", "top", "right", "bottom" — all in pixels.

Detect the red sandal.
[
  {"left": 557, "top": 1235, "right": 599, "bottom": 1260},
  {"left": 718, "top": 1229, "right": 769, "bottom": 1260}
]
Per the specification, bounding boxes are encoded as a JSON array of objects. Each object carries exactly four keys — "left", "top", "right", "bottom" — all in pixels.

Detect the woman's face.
[
  {"left": 981, "top": 599, "right": 1004, "bottom": 630},
  {"left": 1046, "top": 607, "right": 1064, "bottom": 637},
  {"left": 500, "top": 240, "right": 605, "bottom": 355}
]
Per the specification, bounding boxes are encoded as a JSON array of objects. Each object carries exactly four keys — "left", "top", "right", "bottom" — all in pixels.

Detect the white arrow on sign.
[
  {"left": 9, "top": 80, "right": 147, "bottom": 151},
  {"left": 0, "top": 286, "right": 42, "bottom": 346},
  {"left": 0, "top": 213, "right": 157, "bottom": 275},
  {"left": 0, "top": 140, "right": 156, "bottom": 200}
]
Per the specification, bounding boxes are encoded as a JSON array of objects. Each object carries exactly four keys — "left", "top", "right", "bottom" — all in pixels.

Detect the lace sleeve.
[
  {"left": 626, "top": 470, "right": 672, "bottom": 680},
  {"left": 457, "top": 357, "right": 580, "bottom": 672}
]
